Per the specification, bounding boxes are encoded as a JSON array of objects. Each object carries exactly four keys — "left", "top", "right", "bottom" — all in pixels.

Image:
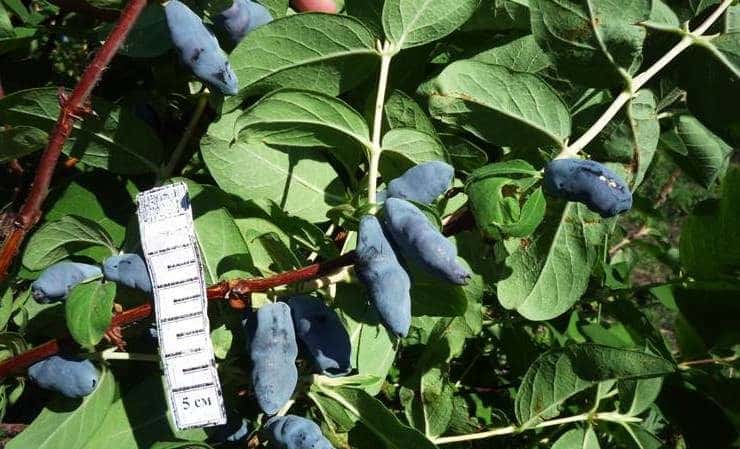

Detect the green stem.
[
  {"left": 368, "top": 41, "right": 394, "bottom": 206},
  {"left": 557, "top": 0, "right": 734, "bottom": 159},
  {"left": 433, "top": 412, "right": 641, "bottom": 445},
  {"left": 159, "top": 92, "right": 210, "bottom": 182}
]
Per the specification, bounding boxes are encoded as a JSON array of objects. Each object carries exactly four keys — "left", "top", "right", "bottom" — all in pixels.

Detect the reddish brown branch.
[
  {"left": 0, "top": 0, "right": 147, "bottom": 282},
  {"left": 0, "top": 205, "right": 475, "bottom": 379}
]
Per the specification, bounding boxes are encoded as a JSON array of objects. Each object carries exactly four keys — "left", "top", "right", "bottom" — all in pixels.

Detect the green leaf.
[
  {"left": 440, "top": 133, "right": 488, "bottom": 172},
  {"left": 497, "top": 202, "right": 609, "bottom": 321},
  {"left": 22, "top": 215, "right": 116, "bottom": 271},
  {"left": 202, "top": 112, "right": 346, "bottom": 223},
  {"left": 466, "top": 161, "right": 546, "bottom": 239},
  {"left": 420, "top": 368, "right": 453, "bottom": 438},
  {"left": 427, "top": 60, "right": 571, "bottom": 149},
  {"left": 65, "top": 280, "right": 115, "bottom": 349},
  {"left": 6, "top": 368, "right": 117, "bottom": 449},
  {"left": 612, "top": 423, "right": 663, "bottom": 449},
  {"left": 679, "top": 166, "right": 740, "bottom": 279},
  {"left": 316, "top": 386, "right": 437, "bottom": 449},
  {"left": 335, "top": 283, "right": 396, "bottom": 396},
  {"left": 661, "top": 114, "right": 733, "bottom": 188},
  {"left": 226, "top": 14, "right": 377, "bottom": 109},
  {"left": 0, "top": 126, "right": 47, "bottom": 162},
  {"left": 382, "top": 0, "right": 481, "bottom": 50},
  {"left": 384, "top": 90, "right": 437, "bottom": 136},
  {"left": 45, "top": 174, "right": 138, "bottom": 252},
  {"left": 682, "top": 32, "right": 740, "bottom": 146},
  {"left": 552, "top": 427, "right": 601, "bottom": 449},
  {"left": 530, "top": 0, "right": 651, "bottom": 87},
  {"left": 0, "top": 88, "right": 162, "bottom": 173},
  {"left": 463, "top": 0, "right": 531, "bottom": 32},
  {"left": 114, "top": 3, "right": 171, "bottom": 58},
  {"left": 618, "top": 377, "right": 663, "bottom": 416},
  {"left": 236, "top": 89, "right": 369, "bottom": 171},
  {"left": 256, "top": 0, "right": 288, "bottom": 18},
  {"left": 673, "top": 284, "right": 740, "bottom": 351},
  {"left": 150, "top": 442, "right": 213, "bottom": 449},
  {"left": 81, "top": 375, "right": 207, "bottom": 449},
  {"left": 471, "top": 34, "right": 550, "bottom": 73},
  {"left": 515, "top": 344, "right": 675, "bottom": 428},
  {"left": 379, "top": 128, "right": 448, "bottom": 180}
]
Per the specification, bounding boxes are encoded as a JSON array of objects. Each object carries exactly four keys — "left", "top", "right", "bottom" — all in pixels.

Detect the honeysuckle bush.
[{"left": 0, "top": 0, "right": 738, "bottom": 448}]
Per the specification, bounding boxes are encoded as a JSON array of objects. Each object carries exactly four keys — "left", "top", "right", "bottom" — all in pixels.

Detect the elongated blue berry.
[
  {"left": 387, "top": 161, "right": 454, "bottom": 205},
  {"left": 248, "top": 302, "right": 298, "bottom": 415},
  {"left": 543, "top": 159, "right": 632, "bottom": 217},
  {"left": 286, "top": 295, "right": 351, "bottom": 377},
  {"left": 216, "top": 0, "right": 272, "bottom": 43},
  {"left": 208, "top": 416, "right": 249, "bottom": 443},
  {"left": 103, "top": 253, "right": 152, "bottom": 293},
  {"left": 28, "top": 355, "right": 99, "bottom": 398},
  {"left": 265, "top": 415, "right": 334, "bottom": 449},
  {"left": 165, "top": 0, "right": 239, "bottom": 95},
  {"left": 31, "top": 262, "right": 102, "bottom": 304},
  {"left": 355, "top": 215, "right": 411, "bottom": 337},
  {"left": 383, "top": 198, "right": 470, "bottom": 285}
]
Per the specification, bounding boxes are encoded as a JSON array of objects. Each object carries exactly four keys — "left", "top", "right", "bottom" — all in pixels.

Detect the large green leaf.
[
  {"left": 515, "top": 344, "right": 675, "bottom": 429},
  {"left": 316, "top": 386, "right": 437, "bottom": 449},
  {"left": 661, "top": 114, "right": 733, "bottom": 188},
  {"left": 379, "top": 128, "right": 448, "bottom": 181},
  {"left": 22, "top": 215, "right": 116, "bottom": 271},
  {"left": 679, "top": 166, "right": 740, "bottom": 279},
  {"left": 81, "top": 376, "right": 206, "bottom": 449},
  {"left": 497, "top": 202, "right": 608, "bottom": 321},
  {"left": 682, "top": 32, "right": 740, "bottom": 146},
  {"left": 65, "top": 280, "right": 115, "bottom": 349},
  {"left": 427, "top": 60, "right": 570, "bottom": 149},
  {"left": 201, "top": 112, "right": 346, "bottom": 223},
  {"left": 383, "top": 90, "right": 437, "bottom": 136},
  {"left": 552, "top": 427, "right": 601, "bottom": 449},
  {"left": 471, "top": 34, "right": 550, "bottom": 73},
  {"left": 382, "top": 0, "right": 481, "bottom": 50},
  {"left": 236, "top": 89, "right": 369, "bottom": 171},
  {"left": 226, "top": 14, "right": 377, "bottom": 109},
  {"left": 0, "top": 88, "right": 162, "bottom": 173},
  {"left": 6, "top": 368, "right": 117, "bottom": 449},
  {"left": 420, "top": 368, "right": 454, "bottom": 438},
  {"left": 335, "top": 283, "right": 396, "bottom": 396},
  {"left": 530, "top": 0, "right": 651, "bottom": 88},
  {"left": 0, "top": 126, "right": 47, "bottom": 162}
]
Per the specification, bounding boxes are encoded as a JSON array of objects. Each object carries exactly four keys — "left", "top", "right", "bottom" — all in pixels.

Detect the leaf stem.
[
  {"left": 159, "top": 92, "right": 210, "bottom": 182},
  {"left": 433, "top": 412, "right": 641, "bottom": 445},
  {"left": 557, "top": 0, "right": 734, "bottom": 159},
  {"left": 368, "top": 41, "right": 394, "bottom": 205}
]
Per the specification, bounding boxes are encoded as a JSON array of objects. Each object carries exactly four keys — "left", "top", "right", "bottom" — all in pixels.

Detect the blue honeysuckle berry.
[
  {"left": 247, "top": 302, "right": 298, "bottom": 415},
  {"left": 355, "top": 215, "right": 411, "bottom": 338},
  {"left": 286, "top": 295, "right": 351, "bottom": 377},
  {"left": 31, "top": 262, "right": 102, "bottom": 304},
  {"left": 265, "top": 414, "right": 334, "bottom": 449},
  {"left": 164, "top": 0, "right": 239, "bottom": 95},
  {"left": 383, "top": 198, "right": 471, "bottom": 285},
  {"left": 216, "top": 0, "right": 272, "bottom": 43},
  {"left": 28, "top": 355, "right": 99, "bottom": 398},
  {"left": 543, "top": 158, "right": 632, "bottom": 218}
]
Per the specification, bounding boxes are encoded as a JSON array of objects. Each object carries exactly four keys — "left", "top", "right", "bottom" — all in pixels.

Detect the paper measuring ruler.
[{"left": 137, "top": 182, "right": 226, "bottom": 430}]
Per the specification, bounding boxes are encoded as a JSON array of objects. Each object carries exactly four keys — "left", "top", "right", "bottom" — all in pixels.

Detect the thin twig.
[
  {"left": 159, "top": 93, "right": 210, "bottom": 181},
  {"left": 678, "top": 355, "right": 738, "bottom": 370},
  {"left": 558, "top": 0, "right": 734, "bottom": 159},
  {"left": 0, "top": 0, "right": 148, "bottom": 282},
  {"left": 433, "top": 412, "right": 641, "bottom": 445}
]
